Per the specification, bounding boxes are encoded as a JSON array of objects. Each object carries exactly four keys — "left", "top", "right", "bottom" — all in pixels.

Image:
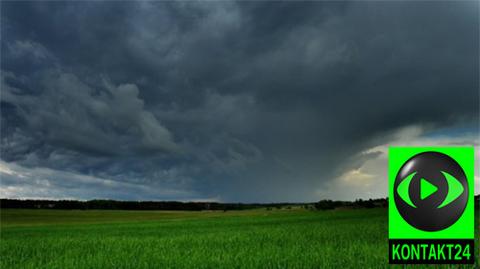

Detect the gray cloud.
[
  {"left": 1, "top": 1, "right": 478, "bottom": 202},
  {"left": 2, "top": 70, "right": 178, "bottom": 157}
]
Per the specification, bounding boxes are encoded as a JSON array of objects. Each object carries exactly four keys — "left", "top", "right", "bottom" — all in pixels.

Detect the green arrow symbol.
[{"left": 420, "top": 178, "right": 438, "bottom": 200}]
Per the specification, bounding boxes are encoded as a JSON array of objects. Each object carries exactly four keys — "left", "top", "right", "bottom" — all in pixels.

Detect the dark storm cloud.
[{"left": 1, "top": 1, "right": 478, "bottom": 202}]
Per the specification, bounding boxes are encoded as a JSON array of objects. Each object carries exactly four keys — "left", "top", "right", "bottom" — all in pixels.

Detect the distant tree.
[{"left": 314, "top": 200, "right": 335, "bottom": 210}]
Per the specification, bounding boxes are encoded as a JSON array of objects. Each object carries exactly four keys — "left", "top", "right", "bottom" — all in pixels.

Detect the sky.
[{"left": 0, "top": 1, "right": 478, "bottom": 202}]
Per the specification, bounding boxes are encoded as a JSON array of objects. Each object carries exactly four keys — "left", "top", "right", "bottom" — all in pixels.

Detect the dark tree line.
[
  {"left": 313, "top": 195, "right": 480, "bottom": 211},
  {"left": 313, "top": 198, "right": 388, "bottom": 210},
  {"left": 2, "top": 196, "right": 477, "bottom": 211},
  {"left": 0, "top": 199, "right": 301, "bottom": 211}
]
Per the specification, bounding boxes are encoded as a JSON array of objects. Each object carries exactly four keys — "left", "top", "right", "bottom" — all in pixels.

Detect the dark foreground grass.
[{"left": 0, "top": 208, "right": 478, "bottom": 268}]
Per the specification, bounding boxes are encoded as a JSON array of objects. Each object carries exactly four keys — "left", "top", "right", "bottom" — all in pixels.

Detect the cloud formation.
[
  {"left": 1, "top": 1, "right": 478, "bottom": 202},
  {"left": 2, "top": 71, "right": 178, "bottom": 157}
]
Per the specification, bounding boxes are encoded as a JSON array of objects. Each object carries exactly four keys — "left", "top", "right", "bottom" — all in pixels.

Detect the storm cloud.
[{"left": 1, "top": 1, "right": 478, "bottom": 202}]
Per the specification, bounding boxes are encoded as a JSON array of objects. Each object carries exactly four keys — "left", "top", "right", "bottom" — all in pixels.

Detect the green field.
[{"left": 0, "top": 208, "right": 478, "bottom": 268}]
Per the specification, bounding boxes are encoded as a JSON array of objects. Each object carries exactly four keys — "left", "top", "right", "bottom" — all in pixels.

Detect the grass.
[{"left": 0, "top": 208, "right": 478, "bottom": 268}]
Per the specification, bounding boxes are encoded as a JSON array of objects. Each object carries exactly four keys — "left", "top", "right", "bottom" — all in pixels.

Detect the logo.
[
  {"left": 394, "top": 151, "right": 468, "bottom": 231},
  {"left": 389, "top": 147, "right": 474, "bottom": 264}
]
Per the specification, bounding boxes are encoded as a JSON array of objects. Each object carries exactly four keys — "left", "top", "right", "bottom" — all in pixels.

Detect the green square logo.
[{"left": 388, "top": 147, "right": 474, "bottom": 264}]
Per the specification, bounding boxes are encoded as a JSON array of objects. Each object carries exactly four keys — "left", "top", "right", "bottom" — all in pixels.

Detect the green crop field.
[{"left": 0, "top": 208, "right": 478, "bottom": 268}]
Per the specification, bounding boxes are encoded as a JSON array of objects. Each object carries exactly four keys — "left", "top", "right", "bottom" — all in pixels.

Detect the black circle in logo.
[{"left": 394, "top": 151, "right": 468, "bottom": 231}]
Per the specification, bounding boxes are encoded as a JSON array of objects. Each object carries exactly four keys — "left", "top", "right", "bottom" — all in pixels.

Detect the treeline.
[
  {"left": 312, "top": 198, "right": 388, "bottom": 210},
  {"left": 2, "top": 196, "right": 478, "bottom": 211},
  {"left": 313, "top": 195, "right": 480, "bottom": 211},
  {"left": 0, "top": 199, "right": 300, "bottom": 211}
]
